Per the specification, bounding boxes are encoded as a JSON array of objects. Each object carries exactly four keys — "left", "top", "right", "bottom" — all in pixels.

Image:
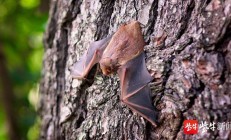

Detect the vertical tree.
[{"left": 40, "top": 0, "right": 231, "bottom": 139}]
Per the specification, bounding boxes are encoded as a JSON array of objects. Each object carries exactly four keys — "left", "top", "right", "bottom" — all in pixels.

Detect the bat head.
[{"left": 99, "top": 57, "right": 119, "bottom": 75}]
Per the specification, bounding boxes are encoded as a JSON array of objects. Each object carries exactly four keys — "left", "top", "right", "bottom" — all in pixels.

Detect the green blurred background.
[{"left": 0, "top": 0, "right": 48, "bottom": 139}]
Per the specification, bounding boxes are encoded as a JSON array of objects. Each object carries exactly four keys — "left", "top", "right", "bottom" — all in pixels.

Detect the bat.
[{"left": 71, "top": 21, "right": 158, "bottom": 126}]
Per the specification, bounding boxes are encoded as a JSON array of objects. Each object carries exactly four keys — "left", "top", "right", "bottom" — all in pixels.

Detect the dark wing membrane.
[
  {"left": 71, "top": 35, "right": 112, "bottom": 79},
  {"left": 117, "top": 52, "right": 158, "bottom": 126},
  {"left": 126, "top": 85, "right": 158, "bottom": 126},
  {"left": 117, "top": 52, "right": 153, "bottom": 96}
]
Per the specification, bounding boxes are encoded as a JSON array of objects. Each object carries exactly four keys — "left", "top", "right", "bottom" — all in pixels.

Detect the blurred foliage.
[{"left": 0, "top": 0, "right": 48, "bottom": 139}]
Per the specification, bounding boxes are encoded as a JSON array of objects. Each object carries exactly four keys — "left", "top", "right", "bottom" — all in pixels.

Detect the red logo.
[{"left": 183, "top": 120, "right": 198, "bottom": 134}]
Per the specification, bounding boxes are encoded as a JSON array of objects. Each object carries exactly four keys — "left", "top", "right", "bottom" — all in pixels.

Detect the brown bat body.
[
  {"left": 99, "top": 21, "right": 145, "bottom": 75},
  {"left": 71, "top": 21, "right": 158, "bottom": 126}
]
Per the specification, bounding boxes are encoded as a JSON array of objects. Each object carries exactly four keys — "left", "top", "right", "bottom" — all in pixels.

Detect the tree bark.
[{"left": 40, "top": 0, "right": 231, "bottom": 139}]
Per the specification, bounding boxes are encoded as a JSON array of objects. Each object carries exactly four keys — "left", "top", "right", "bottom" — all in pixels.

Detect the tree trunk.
[{"left": 39, "top": 0, "right": 231, "bottom": 139}]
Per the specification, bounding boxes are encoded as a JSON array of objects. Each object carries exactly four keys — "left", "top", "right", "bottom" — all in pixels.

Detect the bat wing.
[
  {"left": 71, "top": 35, "right": 112, "bottom": 79},
  {"left": 117, "top": 52, "right": 158, "bottom": 126}
]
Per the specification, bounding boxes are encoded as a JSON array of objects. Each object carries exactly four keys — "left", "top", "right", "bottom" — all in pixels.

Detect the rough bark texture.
[{"left": 40, "top": 0, "right": 231, "bottom": 139}]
